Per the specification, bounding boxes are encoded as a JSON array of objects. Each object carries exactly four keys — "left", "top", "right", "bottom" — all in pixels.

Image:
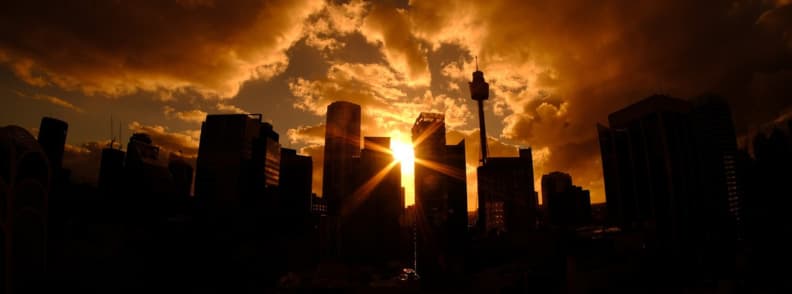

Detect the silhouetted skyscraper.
[
  {"left": 541, "top": 172, "right": 591, "bottom": 228},
  {"left": 598, "top": 95, "right": 710, "bottom": 251},
  {"left": 254, "top": 122, "right": 281, "bottom": 189},
  {"left": 689, "top": 96, "right": 742, "bottom": 243},
  {"left": 322, "top": 101, "right": 361, "bottom": 216},
  {"left": 321, "top": 101, "right": 360, "bottom": 257},
  {"left": 444, "top": 139, "right": 468, "bottom": 274},
  {"left": 37, "top": 117, "right": 68, "bottom": 171},
  {"left": 477, "top": 148, "right": 538, "bottom": 234},
  {"left": 279, "top": 148, "right": 313, "bottom": 223},
  {"left": 412, "top": 112, "right": 448, "bottom": 278},
  {"left": 125, "top": 133, "right": 159, "bottom": 169},
  {"left": 168, "top": 153, "right": 194, "bottom": 199},
  {"left": 344, "top": 137, "right": 402, "bottom": 264},
  {"left": 98, "top": 147, "right": 125, "bottom": 194},
  {"left": 1, "top": 126, "right": 50, "bottom": 293},
  {"left": 195, "top": 114, "right": 279, "bottom": 213},
  {"left": 599, "top": 94, "right": 748, "bottom": 269}
]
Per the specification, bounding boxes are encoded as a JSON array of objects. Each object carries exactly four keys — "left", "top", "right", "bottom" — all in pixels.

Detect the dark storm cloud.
[{"left": 0, "top": 0, "right": 323, "bottom": 97}]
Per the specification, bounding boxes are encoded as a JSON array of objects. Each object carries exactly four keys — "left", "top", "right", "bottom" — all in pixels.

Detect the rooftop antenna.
[
  {"left": 119, "top": 121, "right": 123, "bottom": 151},
  {"left": 109, "top": 115, "right": 116, "bottom": 149},
  {"left": 475, "top": 56, "right": 479, "bottom": 71}
]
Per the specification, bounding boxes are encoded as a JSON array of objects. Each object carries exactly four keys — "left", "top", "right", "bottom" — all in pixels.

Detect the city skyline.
[
  {"left": 3, "top": 1, "right": 792, "bottom": 291},
  {"left": 4, "top": 1, "right": 792, "bottom": 210}
]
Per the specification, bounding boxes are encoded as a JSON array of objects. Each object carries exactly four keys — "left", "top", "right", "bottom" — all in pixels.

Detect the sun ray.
[
  {"left": 342, "top": 160, "right": 400, "bottom": 216},
  {"left": 414, "top": 157, "right": 465, "bottom": 181}
]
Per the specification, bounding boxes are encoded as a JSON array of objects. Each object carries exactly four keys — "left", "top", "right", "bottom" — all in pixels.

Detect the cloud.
[
  {"left": 398, "top": 0, "right": 792, "bottom": 204},
  {"left": 287, "top": 123, "right": 325, "bottom": 145},
  {"left": 14, "top": 90, "right": 83, "bottom": 112},
  {"left": 291, "top": 62, "right": 407, "bottom": 115},
  {"left": 290, "top": 62, "right": 471, "bottom": 143},
  {"left": 302, "top": 0, "right": 369, "bottom": 53},
  {"left": 298, "top": 144, "right": 324, "bottom": 195},
  {"left": 360, "top": 2, "right": 431, "bottom": 87},
  {"left": 0, "top": 0, "right": 324, "bottom": 98},
  {"left": 62, "top": 141, "right": 106, "bottom": 184},
  {"left": 163, "top": 106, "right": 207, "bottom": 124},
  {"left": 127, "top": 121, "right": 200, "bottom": 157},
  {"left": 215, "top": 103, "right": 248, "bottom": 114}
]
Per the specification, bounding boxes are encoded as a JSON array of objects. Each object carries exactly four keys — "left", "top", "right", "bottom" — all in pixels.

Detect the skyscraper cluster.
[
  {"left": 320, "top": 101, "right": 406, "bottom": 268},
  {"left": 8, "top": 67, "right": 786, "bottom": 292}
]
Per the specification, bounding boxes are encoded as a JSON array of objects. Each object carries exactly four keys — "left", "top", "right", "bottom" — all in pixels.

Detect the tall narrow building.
[
  {"left": 344, "top": 137, "right": 402, "bottom": 264},
  {"left": 322, "top": 101, "right": 361, "bottom": 216},
  {"left": 412, "top": 112, "right": 448, "bottom": 278},
  {"left": 279, "top": 148, "right": 313, "bottom": 225},
  {"left": 37, "top": 117, "right": 68, "bottom": 172},
  {"left": 445, "top": 139, "right": 468, "bottom": 274},
  {"left": 321, "top": 101, "right": 361, "bottom": 257}
]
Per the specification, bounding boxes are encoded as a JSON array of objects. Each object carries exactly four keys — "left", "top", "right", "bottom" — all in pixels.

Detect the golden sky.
[{"left": 2, "top": 0, "right": 792, "bottom": 210}]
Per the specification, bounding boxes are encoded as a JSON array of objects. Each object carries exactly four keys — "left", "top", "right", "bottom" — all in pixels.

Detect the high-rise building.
[
  {"left": 541, "top": 171, "right": 591, "bottom": 228},
  {"left": 125, "top": 133, "right": 159, "bottom": 169},
  {"left": 598, "top": 94, "right": 746, "bottom": 253},
  {"left": 689, "top": 96, "right": 742, "bottom": 242},
  {"left": 412, "top": 112, "right": 449, "bottom": 278},
  {"left": 195, "top": 114, "right": 280, "bottom": 213},
  {"left": 321, "top": 101, "right": 361, "bottom": 257},
  {"left": 322, "top": 101, "right": 361, "bottom": 215},
  {"left": 344, "top": 137, "right": 402, "bottom": 264},
  {"left": 598, "top": 95, "right": 694, "bottom": 244},
  {"left": 98, "top": 148, "right": 125, "bottom": 194},
  {"left": 445, "top": 140, "right": 468, "bottom": 239},
  {"left": 0, "top": 126, "right": 50, "bottom": 293},
  {"left": 279, "top": 148, "right": 313, "bottom": 222},
  {"left": 255, "top": 122, "right": 281, "bottom": 189},
  {"left": 168, "top": 153, "right": 194, "bottom": 199},
  {"left": 37, "top": 117, "right": 68, "bottom": 172},
  {"left": 444, "top": 139, "right": 468, "bottom": 274},
  {"left": 477, "top": 148, "right": 538, "bottom": 234}
]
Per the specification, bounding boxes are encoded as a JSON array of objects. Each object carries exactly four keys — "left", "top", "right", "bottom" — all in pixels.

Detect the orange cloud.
[
  {"left": 163, "top": 106, "right": 207, "bottom": 124},
  {"left": 128, "top": 121, "right": 200, "bottom": 157},
  {"left": 0, "top": 0, "right": 324, "bottom": 98}
]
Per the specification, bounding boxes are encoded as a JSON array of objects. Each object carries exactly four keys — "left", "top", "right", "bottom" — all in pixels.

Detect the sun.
[
  {"left": 390, "top": 139, "right": 415, "bottom": 166},
  {"left": 389, "top": 133, "right": 415, "bottom": 207}
]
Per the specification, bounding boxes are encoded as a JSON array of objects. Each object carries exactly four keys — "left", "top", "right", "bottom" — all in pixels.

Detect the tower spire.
[{"left": 469, "top": 58, "right": 490, "bottom": 165}]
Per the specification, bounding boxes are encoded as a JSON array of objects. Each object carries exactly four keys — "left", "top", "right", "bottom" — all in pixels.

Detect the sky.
[{"left": 1, "top": 0, "right": 791, "bottom": 211}]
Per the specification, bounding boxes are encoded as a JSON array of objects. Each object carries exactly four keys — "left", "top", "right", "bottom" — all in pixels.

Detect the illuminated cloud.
[
  {"left": 360, "top": 2, "right": 431, "bottom": 87},
  {"left": 62, "top": 141, "right": 106, "bottom": 184},
  {"left": 0, "top": 0, "right": 324, "bottom": 98},
  {"left": 128, "top": 121, "right": 200, "bottom": 157},
  {"left": 4, "top": 0, "right": 792, "bottom": 206},
  {"left": 303, "top": 0, "right": 369, "bottom": 53},
  {"left": 163, "top": 106, "right": 207, "bottom": 124},
  {"left": 287, "top": 123, "right": 325, "bottom": 145},
  {"left": 215, "top": 103, "right": 248, "bottom": 114},
  {"left": 298, "top": 144, "right": 324, "bottom": 194},
  {"left": 16, "top": 91, "right": 84, "bottom": 113}
]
